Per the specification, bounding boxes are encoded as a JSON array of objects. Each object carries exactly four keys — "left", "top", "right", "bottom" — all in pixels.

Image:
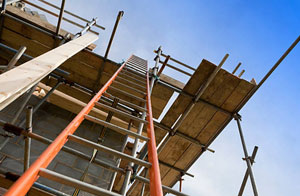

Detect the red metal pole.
[
  {"left": 4, "top": 58, "right": 129, "bottom": 196},
  {"left": 146, "top": 68, "right": 163, "bottom": 196}
]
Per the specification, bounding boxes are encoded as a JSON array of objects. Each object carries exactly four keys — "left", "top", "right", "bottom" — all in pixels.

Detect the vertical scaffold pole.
[
  {"left": 234, "top": 113, "right": 258, "bottom": 196},
  {"left": 55, "top": 0, "right": 66, "bottom": 36},
  {"left": 24, "top": 105, "right": 33, "bottom": 171}
]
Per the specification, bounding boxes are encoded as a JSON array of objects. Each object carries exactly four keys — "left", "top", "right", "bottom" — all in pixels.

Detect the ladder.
[{"left": 4, "top": 55, "right": 164, "bottom": 196}]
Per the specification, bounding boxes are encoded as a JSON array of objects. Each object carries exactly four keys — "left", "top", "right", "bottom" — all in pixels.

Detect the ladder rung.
[
  {"left": 108, "top": 86, "right": 146, "bottom": 103},
  {"left": 39, "top": 168, "right": 121, "bottom": 196},
  {"left": 115, "top": 76, "right": 146, "bottom": 91},
  {"left": 118, "top": 72, "right": 146, "bottom": 85},
  {"left": 124, "top": 66, "right": 147, "bottom": 75},
  {"left": 103, "top": 92, "right": 147, "bottom": 112},
  {"left": 85, "top": 115, "right": 149, "bottom": 141},
  {"left": 126, "top": 62, "right": 147, "bottom": 70},
  {"left": 95, "top": 102, "right": 148, "bottom": 124},
  {"left": 122, "top": 68, "right": 146, "bottom": 79},
  {"left": 112, "top": 80, "right": 146, "bottom": 95},
  {"left": 68, "top": 134, "right": 152, "bottom": 168},
  {"left": 127, "top": 61, "right": 147, "bottom": 69},
  {"left": 128, "top": 58, "right": 146, "bottom": 65},
  {"left": 126, "top": 65, "right": 146, "bottom": 74}
]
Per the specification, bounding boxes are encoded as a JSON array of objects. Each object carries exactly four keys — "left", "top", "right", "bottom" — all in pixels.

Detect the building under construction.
[{"left": 0, "top": 1, "right": 299, "bottom": 196}]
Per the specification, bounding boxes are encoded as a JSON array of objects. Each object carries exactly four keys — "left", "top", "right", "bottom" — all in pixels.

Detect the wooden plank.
[
  {"left": 37, "top": 83, "right": 134, "bottom": 131},
  {"left": 160, "top": 59, "right": 216, "bottom": 128},
  {"left": 133, "top": 59, "right": 255, "bottom": 195},
  {"left": 159, "top": 73, "right": 185, "bottom": 89},
  {"left": 159, "top": 70, "right": 242, "bottom": 180},
  {"left": 163, "top": 80, "right": 255, "bottom": 189},
  {"left": 0, "top": 32, "right": 98, "bottom": 110},
  {"left": 0, "top": 27, "right": 100, "bottom": 90}
]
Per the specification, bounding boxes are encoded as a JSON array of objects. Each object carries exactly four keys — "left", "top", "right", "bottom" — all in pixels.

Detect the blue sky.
[{"left": 30, "top": 0, "right": 300, "bottom": 195}]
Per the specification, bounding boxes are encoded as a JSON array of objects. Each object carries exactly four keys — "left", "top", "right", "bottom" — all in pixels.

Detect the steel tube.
[
  {"left": 0, "top": 118, "right": 125, "bottom": 173},
  {"left": 0, "top": 42, "right": 69, "bottom": 76},
  {"left": 37, "top": 0, "right": 105, "bottom": 30},
  {"left": 6, "top": 46, "right": 26, "bottom": 70},
  {"left": 103, "top": 92, "right": 146, "bottom": 112},
  {"left": 118, "top": 72, "right": 146, "bottom": 85},
  {"left": 104, "top": 11, "right": 124, "bottom": 59},
  {"left": 154, "top": 51, "right": 196, "bottom": 71},
  {"left": 22, "top": 0, "right": 99, "bottom": 35},
  {"left": 39, "top": 168, "right": 121, "bottom": 196},
  {"left": 125, "top": 66, "right": 147, "bottom": 75},
  {"left": 112, "top": 80, "right": 146, "bottom": 95},
  {"left": 108, "top": 120, "right": 131, "bottom": 191},
  {"left": 0, "top": 83, "right": 38, "bottom": 152},
  {"left": 121, "top": 47, "right": 162, "bottom": 195},
  {"left": 120, "top": 107, "right": 147, "bottom": 194},
  {"left": 135, "top": 175, "right": 189, "bottom": 196},
  {"left": 24, "top": 105, "right": 33, "bottom": 172},
  {"left": 95, "top": 102, "right": 147, "bottom": 124},
  {"left": 4, "top": 56, "right": 128, "bottom": 196},
  {"left": 3, "top": 120, "right": 187, "bottom": 196},
  {"left": 73, "top": 18, "right": 98, "bottom": 39},
  {"left": 153, "top": 121, "right": 215, "bottom": 153},
  {"left": 108, "top": 86, "right": 146, "bottom": 103},
  {"left": 68, "top": 134, "right": 151, "bottom": 168},
  {"left": 238, "top": 146, "right": 258, "bottom": 196},
  {"left": 157, "top": 79, "right": 232, "bottom": 115},
  {"left": 114, "top": 76, "right": 146, "bottom": 91},
  {"left": 236, "top": 35, "right": 300, "bottom": 112},
  {"left": 126, "top": 63, "right": 147, "bottom": 71},
  {"left": 122, "top": 67, "right": 146, "bottom": 78},
  {"left": 1, "top": 0, "right": 7, "bottom": 13},
  {"left": 157, "top": 54, "right": 229, "bottom": 154},
  {"left": 126, "top": 61, "right": 147, "bottom": 69},
  {"left": 139, "top": 169, "right": 148, "bottom": 196},
  {"left": 238, "top": 69, "right": 245, "bottom": 78},
  {"left": 18, "top": 80, "right": 62, "bottom": 127},
  {"left": 34, "top": 182, "right": 69, "bottom": 196},
  {"left": 159, "top": 60, "right": 192, "bottom": 76},
  {"left": 122, "top": 67, "right": 147, "bottom": 78},
  {"left": 157, "top": 55, "right": 170, "bottom": 77},
  {"left": 234, "top": 114, "right": 258, "bottom": 196},
  {"left": 84, "top": 115, "right": 149, "bottom": 141},
  {"left": 143, "top": 47, "right": 163, "bottom": 195},
  {"left": 0, "top": 168, "right": 69, "bottom": 196},
  {"left": 55, "top": 0, "right": 65, "bottom": 36},
  {"left": 232, "top": 62, "right": 242, "bottom": 74}
]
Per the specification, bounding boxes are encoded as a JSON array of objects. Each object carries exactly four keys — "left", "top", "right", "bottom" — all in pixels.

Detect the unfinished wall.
[{"left": 0, "top": 94, "right": 126, "bottom": 195}]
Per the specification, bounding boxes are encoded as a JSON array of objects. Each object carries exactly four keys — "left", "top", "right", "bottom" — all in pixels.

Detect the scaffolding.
[{"left": 0, "top": 0, "right": 299, "bottom": 196}]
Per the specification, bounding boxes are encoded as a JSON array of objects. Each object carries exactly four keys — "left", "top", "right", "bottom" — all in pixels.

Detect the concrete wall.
[{"left": 0, "top": 94, "right": 126, "bottom": 195}]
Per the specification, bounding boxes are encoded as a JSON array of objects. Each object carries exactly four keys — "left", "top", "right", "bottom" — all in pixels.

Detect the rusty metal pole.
[
  {"left": 104, "top": 11, "right": 124, "bottom": 59},
  {"left": 55, "top": 0, "right": 66, "bottom": 36}
]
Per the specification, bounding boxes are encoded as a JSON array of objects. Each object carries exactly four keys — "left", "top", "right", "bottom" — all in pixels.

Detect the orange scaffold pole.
[
  {"left": 145, "top": 65, "right": 163, "bottom": 196},
  {"left": 4, "top": 60, "right": 127, "bottom": 196}
]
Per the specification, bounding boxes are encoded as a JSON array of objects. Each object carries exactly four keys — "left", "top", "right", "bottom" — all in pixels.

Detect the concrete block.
[
  {"left": 73, "top": 158, "right": 103, "bottom": 177},
  {"left": 54, "top": 162, "right": 83, "bottom": 180},
  {"left": 54, "top": 151, "right": 77, "bottom": 166},
  {"left": 1, "top": 142, "right": 24, "bottom": 160},
  {"left": 60, "top": 185, "right": 75, "bottom": 195},
  {"left": 0, "top": 157, "right": 23, "bottom": 174},
  {"left": 37, "top": 177, "right": 62, "bottom": 191}
]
